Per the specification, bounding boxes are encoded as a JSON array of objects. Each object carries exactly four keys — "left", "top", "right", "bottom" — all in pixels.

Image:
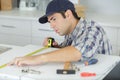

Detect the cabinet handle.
[
  {"left": 38, "top": 29, "right": 53, "bottom": 32},
  {"left": 1, "top": 25, "right": 16, "bottom": 29}
]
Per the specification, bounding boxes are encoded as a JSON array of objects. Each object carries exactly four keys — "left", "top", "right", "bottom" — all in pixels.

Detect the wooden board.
[
  {"left": 0, "top": 0, "right": 12, "bottom": 10},
  {"left": 74, "top": 4, "right": 85, "bottom": 18}
]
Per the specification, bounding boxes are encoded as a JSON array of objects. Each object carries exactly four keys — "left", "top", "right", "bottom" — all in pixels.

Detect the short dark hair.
[{"left": 71, "top": 10, "right": 80, "bottom": 20}]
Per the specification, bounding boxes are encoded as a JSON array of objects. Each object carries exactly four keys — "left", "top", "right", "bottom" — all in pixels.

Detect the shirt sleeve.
[{"left": 72, "top": 26, "right": 103, "bottom": 61}]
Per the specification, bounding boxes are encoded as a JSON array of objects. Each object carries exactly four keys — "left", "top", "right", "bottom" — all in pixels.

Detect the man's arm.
[
  {"left": 8, "top": 46, "right": 81, "bottom": 66},
  {"left": 42, "top": 46, "right": 81, "bottom": 62}
]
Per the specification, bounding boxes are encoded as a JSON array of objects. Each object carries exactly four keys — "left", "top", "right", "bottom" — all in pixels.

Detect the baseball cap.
[{"left": 39, "top": 0, "right": 75, "bottom": 24}]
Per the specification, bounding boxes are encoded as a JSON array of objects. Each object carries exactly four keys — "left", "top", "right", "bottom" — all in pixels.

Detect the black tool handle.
[{"left": 57, "top": 69, "right": 76, "bottom": 74}]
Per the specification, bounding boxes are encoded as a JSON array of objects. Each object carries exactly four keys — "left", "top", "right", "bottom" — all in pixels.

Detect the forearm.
[
  {"left": 40, "top": 46, "right": 81, "bottom": 63},
  {"left": 8, "top": 46, "right": 81, "bottom": 66}
]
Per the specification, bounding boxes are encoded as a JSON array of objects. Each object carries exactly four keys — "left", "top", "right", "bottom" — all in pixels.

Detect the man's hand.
[
  {"left": 8, "top": 55, "right": 45, "bottom": 67},
  {"left": 43, "top": 37, "right": 59, "bottom": 48}
]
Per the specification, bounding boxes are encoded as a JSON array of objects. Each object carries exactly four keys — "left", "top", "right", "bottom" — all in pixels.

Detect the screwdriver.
[
  {"left": 79, "top": 59, "right": 98, "bottom": 77},
  {"left": 80, "top": 72, "right": 96, "bottom": 77},
  {"left": 84, "top": 58, "right": 98, "bottom": 66}
]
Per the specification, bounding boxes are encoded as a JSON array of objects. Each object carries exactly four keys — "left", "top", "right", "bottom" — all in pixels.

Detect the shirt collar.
[{"left": 66, "top": 18, "right": 85, "bottom": 40}]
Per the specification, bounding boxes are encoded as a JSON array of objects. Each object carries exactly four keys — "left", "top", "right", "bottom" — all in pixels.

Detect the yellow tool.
[
  {"left": 0, "top": 38, "right": 55, "bottom": 69},
  {"left": 0, "top": 64, "right": 7, "bottom": 69},
  {"left": 64, "top": 62, "right": 71, "bottom": 70},
  {"left": 0, "top": 47, "right": 49, "bottom": 69},
  {"left": 47, "top": 37, "right": 55, "bottom": 47}
]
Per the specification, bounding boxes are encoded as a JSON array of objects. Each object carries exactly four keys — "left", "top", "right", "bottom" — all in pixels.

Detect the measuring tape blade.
[
  {"left": 0, "top": 46, "right": 49, "bottom": 69},
  {"left": 25, "top": 46, "right": 48, "bottom": 56},
  {"left": 0, "top": 64, "right": 7, "bottom": 69},
  {"left": 0, "top": 38, "right": 54, "bottom": 69}
]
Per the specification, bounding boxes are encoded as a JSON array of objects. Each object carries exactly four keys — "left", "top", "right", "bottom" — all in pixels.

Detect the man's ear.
[{"left": 65, "top": 9, "right": 72, "bottom": 18}]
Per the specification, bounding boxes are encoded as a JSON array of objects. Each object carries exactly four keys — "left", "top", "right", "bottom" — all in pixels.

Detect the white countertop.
[{"left": 0, "top": 44, "right": 120, "bottom": 80}]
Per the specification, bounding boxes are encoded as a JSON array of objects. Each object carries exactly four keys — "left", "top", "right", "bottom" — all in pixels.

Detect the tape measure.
[
  {"left": 0, "top": 38, "right": 55, "bottom": 69},
  {"left": 47, "top": 37, "right": 55, "bottom": 47}
]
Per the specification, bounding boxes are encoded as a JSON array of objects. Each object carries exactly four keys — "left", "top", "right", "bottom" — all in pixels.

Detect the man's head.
[{"left": 39, "top": 0, "right": 76, "bottom": 24}]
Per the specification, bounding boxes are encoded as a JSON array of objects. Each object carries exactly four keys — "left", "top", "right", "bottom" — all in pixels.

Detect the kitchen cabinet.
[
  {"left": 31, "top": 20, "right": 64, "bottom": 45},
  {"left": 102, "top": 26, "right": 118, "bottom": 46},
  {"left": 118, "top": 29, "right": 120, "bottom": 55},
  {"left": 0, "top": 17, "right": 32, "bottom": 46},
  {"left": 0, "top": 34, "right": 31, "bottom": 46},
  {"left": 118, "top": 29, "right": 120, "bottom": 46},
  {"left": 0, "top": 12, "right": 64, "bottom": 46},
  {"left": 102, "top": 26, "right": 120, "bottom": 56}
]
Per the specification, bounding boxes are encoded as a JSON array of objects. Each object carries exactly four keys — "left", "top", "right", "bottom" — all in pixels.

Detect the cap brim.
[
  {"left": 39, "top": 15, "right": 48, "bottom": 24},
  {"left": 39, "top": 12, "right": 56, "bottom": 24}
]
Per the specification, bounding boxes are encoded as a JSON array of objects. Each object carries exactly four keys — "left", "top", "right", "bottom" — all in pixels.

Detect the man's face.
[{"left": 47, "top": 12, "right": 72, "bottom": 36}]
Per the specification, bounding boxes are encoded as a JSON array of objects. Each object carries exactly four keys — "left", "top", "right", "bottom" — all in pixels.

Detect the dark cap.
[{"left": 39, "top": 0, "right": 75, "bottom": 24}]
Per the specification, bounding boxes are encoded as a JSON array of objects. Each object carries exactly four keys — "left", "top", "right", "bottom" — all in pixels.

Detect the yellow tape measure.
[
  {"left": 0, "top": 64, "right": 7, "bottom": 69},
  {"left": 0, "top": 38, "right": 54, "bottom": 69},
  {"left": 0, "top": 46, "right": 49, "bottom": 69},
  {"left": 25, "top": 46, "right": 48, "bottom": 56}
]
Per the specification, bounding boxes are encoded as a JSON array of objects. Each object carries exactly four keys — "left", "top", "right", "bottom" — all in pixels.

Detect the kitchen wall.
[
  {"left": 12, "top": 0, "right": 20, "bottom": 8},
  {"left": 80, "top": 0, "right": 120, "bottom": 15},
  {"left": 12, "top": 0, "right": 51, "bottom": 11},
  {"left": 13, "top": 0, "right": 120, "bottom": 15}
]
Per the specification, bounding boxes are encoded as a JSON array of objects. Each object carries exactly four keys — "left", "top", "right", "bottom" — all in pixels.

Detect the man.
[{"left": 9, "top": 0, "right": 112, "bottom": 66}]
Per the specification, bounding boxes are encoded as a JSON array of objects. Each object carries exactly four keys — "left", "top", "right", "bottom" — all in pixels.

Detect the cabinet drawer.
[
  {"left": 32, "top": 20, "right": 64, "bottom": 45},
  {"left": 32, "top": 20, "right": 52, "bottom": 31},
  {"left": 32, "top": 21, "right": 59, "bottom": 37},
  {"left": 102, "top": 26, "right": 118, "bottom": 46},
  {"left": 0, "top": 34, "right": 31, "bottom": 46},
  {"left": 0, "top": 18, "right": 31, "bottom": 36},
  {"left": 32, "top": 27, "right": 56, "bottom": 37},
  {"left": 118, "top": 29, "right": 120, "bottom": 46},
  {"left": 112, "top": 45, "right": 119, "bottom": 56},
  {"left": 119, "top": 47, "right": 120, "bottom": 56}
]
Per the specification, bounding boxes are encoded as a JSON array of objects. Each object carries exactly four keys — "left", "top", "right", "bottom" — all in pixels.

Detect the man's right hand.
[{"left": 43, "top": 37, "right": 59, "bottom": 48}]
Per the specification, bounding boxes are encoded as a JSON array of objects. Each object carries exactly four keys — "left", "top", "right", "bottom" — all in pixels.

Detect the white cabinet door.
[
  {"left": 102, "top": 26, "right": 118, "bottom": 56},
  {"left": 102, "top": 26, "right": 118, "bottom": 46},
  {"left": 112, "top": 45, "right": 119, "bottom": 56},
  {"left": 0, "top": 18, "right": 31, "bottom": 36},
  {"left": 118, "top": 28, "right": 120, "bottom": 56},
  {"left": 32, "top": 31, "right": 64, "bottom": 45},
  {"left": 0, "top": 34, "right": 31, "bottom": 46},
  {"left": 31, "top": 21, "right": 64, "bottom": 45},
  {"left": 0, "top": 17, "right": 32, "bottom": 46},
  {"left": 118, "top": 28, "right": 120, "bottom": 46}
]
